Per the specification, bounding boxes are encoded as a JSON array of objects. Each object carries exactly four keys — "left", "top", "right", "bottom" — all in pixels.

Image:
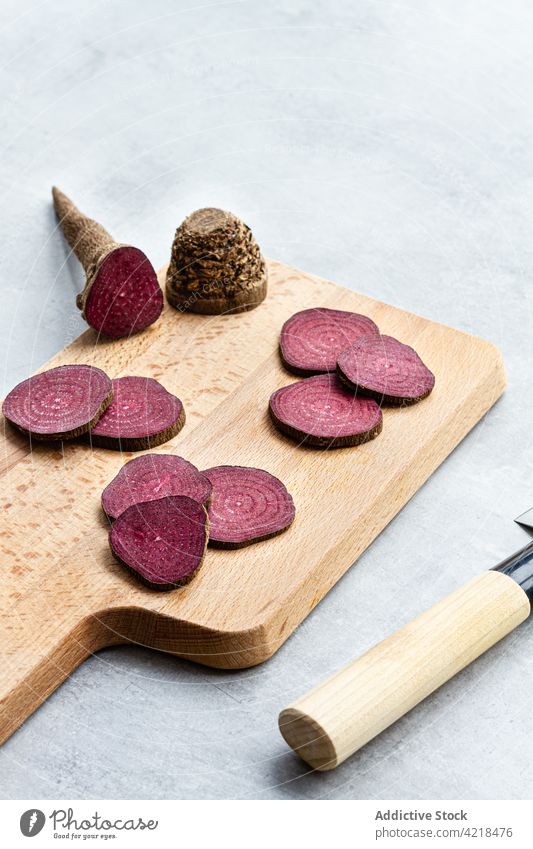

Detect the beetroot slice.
[
  {"left": 102, "top": 453, "right": 212, "bottom": 520},
  {"left": 2, "top": 364, "right": 112, "bottom": 441},
  {"left": 337, "top": 334, "right": 435, "bottom": 405},
  {"left": 279, "top": 307, "right": 379, "bottom": 375},
  {"left": 202, "top": 465, "right": 295, "bottom": 548},
  {"left": 110, "top": 495, "right": 209, "bottom": 589},
  {"left": 269, "top": 373, "right": 383, "bottom": 449},
  {"left": 84, "top": 246, "right": 163, "bottom": 340},
  {"left": 87, "top": 376, "right": 185, "bottom": 451}
]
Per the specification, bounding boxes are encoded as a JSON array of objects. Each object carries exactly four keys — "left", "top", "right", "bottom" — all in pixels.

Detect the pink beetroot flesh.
[
  {"left": 337, "top": 334, "right": 435, "bottom": 405},
  {"left": 110, "top": 495, "right": 208, "bottom": 589},
  {"left": 88, "top": 376, "right": 184, "bottom": 449},
  {"left": 85, "top": 246, "right": 163, "bottom": 339},
  {"left": 269, "top": 373, "right": 383, "bottom": 447},
  {"left": 203, "top": 465, "right": 295, "bottom": 547},
  {"left": 279, "top": 307, "right": 379, "bottom": 375},
  {"left": 2, "top": 364, "right": 112, "bottom": 440},
  {"left": 102, "top": 453, "right": 212, "bottom": 520}
]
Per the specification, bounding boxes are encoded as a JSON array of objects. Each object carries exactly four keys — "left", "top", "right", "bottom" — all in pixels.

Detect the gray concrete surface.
[{"left": 1, "top": 0, "right": 533, "bottom": 800}]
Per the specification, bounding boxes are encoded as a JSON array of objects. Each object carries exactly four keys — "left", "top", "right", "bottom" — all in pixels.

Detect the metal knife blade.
[{"left": 515, "top": 508, "right": 533, "bottom": 529}]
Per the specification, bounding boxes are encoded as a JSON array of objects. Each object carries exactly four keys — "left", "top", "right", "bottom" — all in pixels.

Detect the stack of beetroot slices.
[
  {"left": 270, "top": 307, "right": 435, "bottom": 449},
  {"left": 2, "top": 365, "right": 186, "bottom": 450},
  {"left": 103, "top": 456, "right": 295, "bottom": 590}
]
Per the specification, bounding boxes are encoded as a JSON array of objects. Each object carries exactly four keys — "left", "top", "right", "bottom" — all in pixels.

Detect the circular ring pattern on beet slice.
[
  {"left": 202, "top": 465, "right": 296, "bottom": 548},
  {"left": 84, "top": 246, "right": 163, "bottom": 339},
  {"left": 269, "top": 373, "right": 383, "bottom": 449},
  {"left": 87, "top": 376, "right": 185, "bottom": 451},
  {"left": 279, "top": 307, "right": 379, "bottom": 375},
  {"left": 336, "top": 334, "right": 435, "bottom": 405},
  {"left": 2, "top": 364, "right": 113, "bottom": 440},
  {"left": 109, "top": 495, "right": 209, "bottom": 590},
  {"left": 102, "top": 453, "right": 212, "bottom": 520}
]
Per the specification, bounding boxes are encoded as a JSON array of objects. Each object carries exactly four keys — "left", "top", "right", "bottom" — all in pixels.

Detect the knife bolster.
[{"left": 493, "top": 540, "right": 533, "bottom": 603}]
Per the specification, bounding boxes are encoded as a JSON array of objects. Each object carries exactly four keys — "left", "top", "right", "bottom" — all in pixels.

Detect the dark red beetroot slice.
[
  {"left": 84, "top": 246, "right": 163, "bottom": 339},
  {"left": 202, "top": 465, "right": 295, "bottom": 548},
  {"left": 279, "top": 307, "right": 379, "bottom": 375},
  {"left": 2, "top": 364, "right": 113, "bottom": 441},
  {"left": 337, "top": 334, "right": 435, "bottom": 405},
  {"left": 269, "top": 373, "right": 383, "bottom": 448},
  {"left": 88, "top": 376, "right": 185, "bottom": 451},
  {"left": 109, "top": 495, "right": 209, "bottom": 589},
  {"left": 102, "top": 453, "right": 212, "bottom": 520}
]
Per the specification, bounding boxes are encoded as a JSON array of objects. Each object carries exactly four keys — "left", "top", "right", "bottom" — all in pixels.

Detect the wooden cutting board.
[{"left": 0, "top": 260, "right": 505, "bottom": 744}]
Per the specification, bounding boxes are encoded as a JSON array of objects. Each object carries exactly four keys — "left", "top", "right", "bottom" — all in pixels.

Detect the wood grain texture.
[
  {"left": 0, "top": 259, "right": 506, "bottom": 744},
  {"left": 278, "top": 571, "right": 531, "bottom": 770}
]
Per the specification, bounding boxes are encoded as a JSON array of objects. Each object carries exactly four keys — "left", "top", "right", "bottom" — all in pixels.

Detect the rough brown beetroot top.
[
  {"left": 269, "top": 373, "right": 382, "bottom": 439},
  {"left": 85, "top": 246, "right": 163, "bottom": 339},
  {"left": 203, "top": 465, "right": 295, "bottom": 546},
  {"left": 279, "top": 307, "right": 379, "bottom": 374},
  {"left": 2, "top": 364, "right": 112, "bottom": 438},
  {"left": 110, "top": 495, "right": 208, "bottom": 587},
  {"left": 89, "top": 376, "right": 183, "bottom": 441},
  {"left": 337, "top": 334, "right": 435, "bottom": 403},
  {"left": 102, "top": 453, "right": 212, "bottom": 520}
]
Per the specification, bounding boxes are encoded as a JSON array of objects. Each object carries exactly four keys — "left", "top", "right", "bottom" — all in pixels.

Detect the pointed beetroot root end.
[
  {"left": 52, "top": 188, "right": 162, "bottom": 338},
  {"left": 269, "top": 373, "right": 383, "bottom": 449},
  {"left": 87, "top": 376, "right": 185, "bottom": 452},
  {"left": 83, "top": 246, "right": 163, "bottom": 339},
  {"left": 336, "top": 334, "right": 435, "bottom": 406},
  {"left": 2, "top": 364, "right": 113, "bottom": 441},
  {"left": 101, "top": 453, "right": 212, "bottom": 520},
  {"left": 202, "top": 465, "right": 295, "bottom": 548},
  {"left": 52, "top": 186, "right": 115, "bottom": 269},
  {"left": 109, "top": 495, "right": 209, "bottom": 589}
]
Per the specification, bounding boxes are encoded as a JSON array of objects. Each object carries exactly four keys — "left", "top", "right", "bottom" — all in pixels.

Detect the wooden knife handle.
[{"left": 279, "top": 571, "right": 530, "bottom": 770}]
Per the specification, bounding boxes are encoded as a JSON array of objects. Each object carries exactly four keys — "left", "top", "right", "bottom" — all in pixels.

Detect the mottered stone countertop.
[{"left": 1, "top": 0, "right": 532, "bottom": 800}]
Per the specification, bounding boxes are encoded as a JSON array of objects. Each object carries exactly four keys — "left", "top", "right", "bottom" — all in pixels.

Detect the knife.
[{"left": 278, "top": 521, "right": 533, "bottom": 771}]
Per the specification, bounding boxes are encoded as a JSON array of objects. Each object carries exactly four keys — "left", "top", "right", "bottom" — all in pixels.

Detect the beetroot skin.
[
  {"left": 2, "top": 364, "right": 113, "bottom": 440},
  {"left": 279, "top": 307, "right": 379, "bottom": 375},
  {"left": 102, "top": 453, "right": 212, "bottom": 520},
  {"left": 337, "top": 334, "right": 435, "bottom": 405},
  {"left": 269, "top": 373, "right": 383, "bottom": 449},
  {"left": 84, "top": 246, "right": 163, "bottom": 339},
  {"left": 109, "top": 495, "right": 209, "bottom": 589},
  {"left": 88, "top": 376, "right": 185, "bottom": 451},
  {"left": 203, "top": 465, "right": 295, "bottom": 548}
]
